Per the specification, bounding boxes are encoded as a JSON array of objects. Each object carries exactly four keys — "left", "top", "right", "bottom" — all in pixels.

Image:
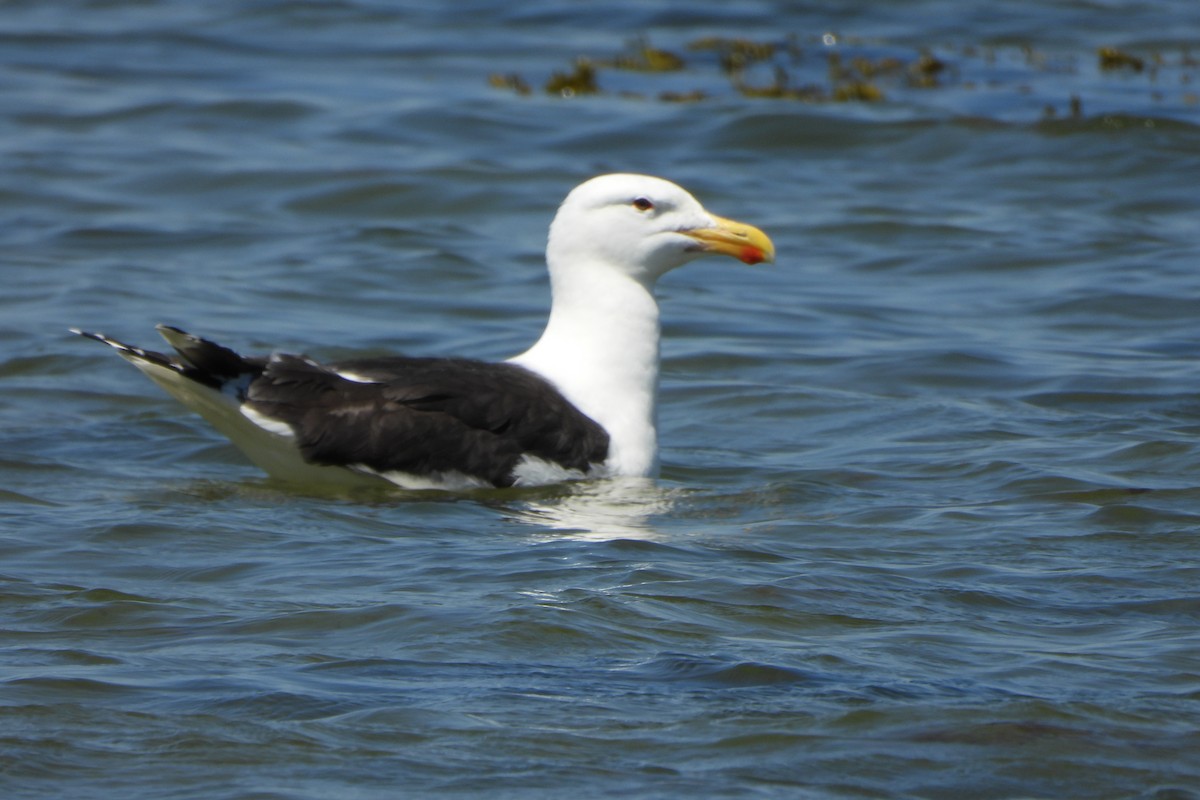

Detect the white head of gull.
[
  {"left": 509, "top": 173, "right": 774, "bottom": 479},
  {"left": 72, "top": 173, "right": 774, "bottom": 491}
]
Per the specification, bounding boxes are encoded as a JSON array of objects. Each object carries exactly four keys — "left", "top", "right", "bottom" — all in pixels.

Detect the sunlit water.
[{"left": 3, "top": 2, "right": 1200, "bottom": 798}]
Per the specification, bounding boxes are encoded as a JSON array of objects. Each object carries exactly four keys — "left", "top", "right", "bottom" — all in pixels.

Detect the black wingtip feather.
[
  {"left": 155, "top": 324, "right": 254, "bottom": 380},
  {"left": 73, "top": 325, "right": 263, "bottom": 392},
  {"left": 70, "top": 327, "right": 176, "bottom": 368}
]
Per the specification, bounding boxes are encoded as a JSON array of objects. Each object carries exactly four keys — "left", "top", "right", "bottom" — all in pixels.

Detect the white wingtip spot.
[
  {"left": 333, "top": 369, "right": 380, "bottom": 385},
  {"left": 240, "top": 405, "right": 296, "bottom": 438}
]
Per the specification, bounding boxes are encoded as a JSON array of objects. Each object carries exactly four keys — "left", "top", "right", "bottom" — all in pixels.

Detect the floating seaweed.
[
  {"left": 833, "top": 80, "right": 885, "bottom": 102},
  {"left": 845, "top": 55, "right": 905, "bottom": 80},
  {"left": 609, "top": 37, "right": 686, "bottom": 72},
  {"left": 545, "top": 59, "right": 599, "bottom": 97},
  {"left": 688, "top": 36, "right": 776, "bottom": 74},
  {"left": 484, "top": 34, "right": 1200, "bottom": 122},
  {"left": 488, "top": 73, "right": 531, "bottom": 96},
  {"left": 735, "top": 65, "right": 824, "bottom": 101},
  {"left": 827, "top": 53, "right": 890, "bottom": 102},
  {"left": 909, "top": 52, "right": 947, "bottom": 87},
  {"left": 1098, "top": 46, "right": 1145, "bottom": 72}
]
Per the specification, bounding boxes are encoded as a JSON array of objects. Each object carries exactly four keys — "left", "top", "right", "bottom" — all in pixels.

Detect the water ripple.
[{"left": 4, "top": 2, "right": 1200, "bottom": 799}]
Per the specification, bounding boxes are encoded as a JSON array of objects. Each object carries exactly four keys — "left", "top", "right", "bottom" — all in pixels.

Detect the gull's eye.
[{"left": 631, "top": 197, "right": 654, "bottom": 212}]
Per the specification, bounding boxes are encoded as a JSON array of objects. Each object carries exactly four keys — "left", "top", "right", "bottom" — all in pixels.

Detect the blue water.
[{"left": 3, "top": 1, "right": 1200, "bottom": 797}]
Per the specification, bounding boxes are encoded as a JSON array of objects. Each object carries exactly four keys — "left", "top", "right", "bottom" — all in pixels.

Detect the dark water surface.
[{"left": 4, "top": 2, "right": 1200, "bottom": 798}]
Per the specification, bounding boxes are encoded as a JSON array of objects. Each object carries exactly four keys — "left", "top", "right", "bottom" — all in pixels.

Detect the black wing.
[{"left": 245, "top": 353, "right": 609, "bottom": 487}]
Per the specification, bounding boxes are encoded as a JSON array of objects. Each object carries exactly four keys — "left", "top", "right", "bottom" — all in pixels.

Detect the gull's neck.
[{"left": 509, "top": 260, "right": 662, "bottom": 477}]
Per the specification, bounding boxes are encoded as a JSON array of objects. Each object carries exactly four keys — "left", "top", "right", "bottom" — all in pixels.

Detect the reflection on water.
[{"left": 504, "top": 477, "right": 681, "bottom": 539}]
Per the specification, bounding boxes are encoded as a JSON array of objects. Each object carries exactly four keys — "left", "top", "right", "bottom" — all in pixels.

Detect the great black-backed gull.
[{"left": 73, "top": 173, "right": 774, "bottom": 490}]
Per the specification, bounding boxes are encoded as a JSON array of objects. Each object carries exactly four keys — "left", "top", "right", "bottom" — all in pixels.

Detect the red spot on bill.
[{"left": 739, "top": 246, "right": 767, "bottom": 265}]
